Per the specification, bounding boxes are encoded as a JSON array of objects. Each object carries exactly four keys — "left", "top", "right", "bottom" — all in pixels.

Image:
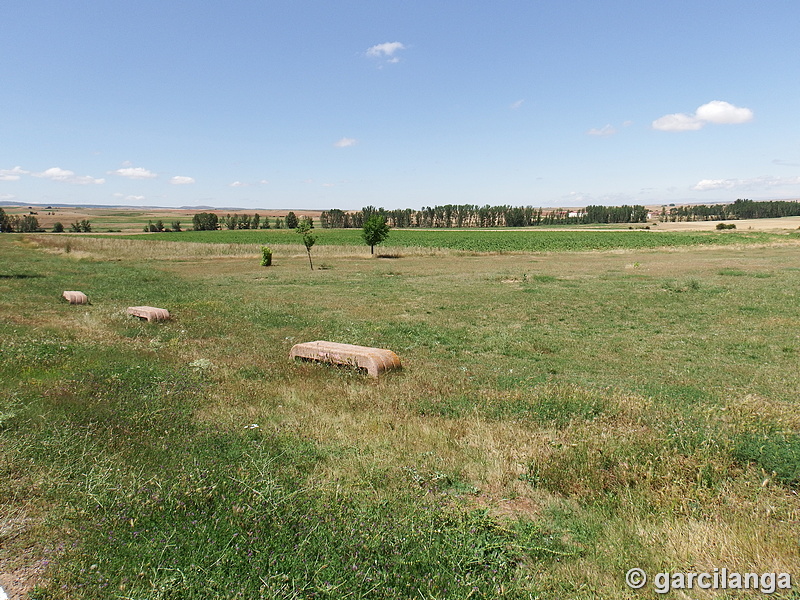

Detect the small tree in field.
[
  {"left": 362, "top": 214, "right": 390, "bottom": 255},
  {"left": 296, "top": 221, "right": 316, "bottom": 270},
  {"left": 286, "top": 212, "right": 299, "bottom": 229}
]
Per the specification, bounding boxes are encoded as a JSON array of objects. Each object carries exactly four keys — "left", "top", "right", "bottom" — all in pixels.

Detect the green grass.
[
  {"left": 733, "top": 432, "right": 800, "bottom": 486},
  {"left": 108, "top": 228, "right": 780, "bottom": 253},
  {"left": 3, "top": 233, "right": 800, "bottom": 599}
]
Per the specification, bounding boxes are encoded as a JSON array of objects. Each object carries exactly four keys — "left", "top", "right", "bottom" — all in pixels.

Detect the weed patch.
[{"left": 733, "top": 432, "right": 800, "bottom": 486}]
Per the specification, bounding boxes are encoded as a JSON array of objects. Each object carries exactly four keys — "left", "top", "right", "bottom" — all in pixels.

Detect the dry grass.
[{"left": 26, "top": 234, "right": 452, "bottom": 260}]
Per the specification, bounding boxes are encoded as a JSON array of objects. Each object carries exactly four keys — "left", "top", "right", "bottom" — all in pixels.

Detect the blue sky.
[{"left": 2, "top": 0, "right": 799, "bottom": 210}]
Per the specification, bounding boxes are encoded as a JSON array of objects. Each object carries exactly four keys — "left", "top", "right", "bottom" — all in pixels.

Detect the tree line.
[
  {"left": 0, "top": 208, "right": 41, "bottom": 232},
  {"left": 191, "top": 211, "right": 310, "bottom": 231},
  {"left": 319, "top": 204, "right": 650, "bottom": 228},
  {"left": 659, "top": 199, "right": 800, "bottom": 222},
  {"left": 0, "top": 208, "right": 91, "bottom": 233}
]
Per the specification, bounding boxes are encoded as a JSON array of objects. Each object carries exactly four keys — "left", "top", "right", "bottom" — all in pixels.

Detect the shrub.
[
  {"left": 69, "top": 219, "right": 92, "bottom": 233},
  {"left": 260, "top": 246, "right": 273, "bottom": 267},
  {"left": 716, "top": 222, "right": 736, "bottom": 230},
  {"left": 52, "top": 222, "right": 64, "bottom": 233}
]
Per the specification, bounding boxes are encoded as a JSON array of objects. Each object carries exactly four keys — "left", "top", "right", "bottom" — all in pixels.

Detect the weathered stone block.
[
  {"left": 62, "top": 291, "right": 88, "bottom": 305},
  {"left": 290, "top": 341, "right": 401, "bottom": 378},
  {"left": 127, "top": 306, "right": 170, "bottom": 322}
]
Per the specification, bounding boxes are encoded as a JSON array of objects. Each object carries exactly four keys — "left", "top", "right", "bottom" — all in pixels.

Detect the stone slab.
[
  {"left": 290, "top": 340, "right": 401, "bottom": 378},
  {"left": 127, "top": 306, "right": 170, "bottom": 322},
  {"left": 62, "top": 291, "right": 88, "bottom": 305}
]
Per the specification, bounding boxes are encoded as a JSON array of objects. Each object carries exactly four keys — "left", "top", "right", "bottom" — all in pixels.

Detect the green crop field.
[
  {"left": 2, "top": 232, "right": 799, "bottom": 599},
  {"left": 112, "top": 227, "right": 786, "bottom": 253}
]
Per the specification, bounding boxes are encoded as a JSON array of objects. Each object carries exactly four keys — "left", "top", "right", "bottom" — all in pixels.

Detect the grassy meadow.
[{"left": 1, "top": 231, "right": 800, "bottom": 599}]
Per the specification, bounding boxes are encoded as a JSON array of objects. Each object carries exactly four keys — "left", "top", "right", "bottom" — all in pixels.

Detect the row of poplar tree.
[
  {"left": 660, "top": 198, "right": 800, "bottom": 222},
  {"left": 319, "top": 204, "right": 650, "bottom": 228},
  {"left": 192, "top": 211, "right": 311, "bottom": 231}
]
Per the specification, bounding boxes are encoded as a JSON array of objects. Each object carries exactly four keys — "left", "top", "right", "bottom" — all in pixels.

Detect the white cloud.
[
  {"left": 34, "top": 167, "right": 105, "bottom": 185},
  {"left": 322, "top": 183, "right": 335, "bottom": 188},
  {"left": 111, "top": 166, "right": 157, "bottom": 179},
  {"left": 510, "top": 99, "right": 524, "bottom": 110},
  {"left": 170, "top": 176, "right": 195, "bottom": 185},
  {"left": 587, "top": 124, "right": 617, "bottom": 137},
  {"left": 366, "top": 42, "right": 406, "bottom": 58},
  {"left": 693, "top": 175, "right": 800, "bottom": 191},
  {"left": 652, "top": 112, "right": 705, "bottom": 131},
  {"left": 693, "top": 179, "right": 734, "bottom": 191},
  {"left": 125, "top": 195, "right": 145, "bottom": 202},
  {"left": 334, "top": 137, "right": 357, "bottom": 148},
  {"left": 653, "top": 100, "right": 753, "bottom": 131},
  {"left": 695, "top": 100, "right": 753, "bottom": 124},
  {"left": 230, "top": 181, "right": 246, "bottom": 187},
  {"left": 0, "top": 193, "right": 15, "bottom": 201},
  {"left": 258, "top": 179, "right": 269, "bottom": 184},
  {"left": 0, "top": 166, "right": 28, "bottom": 181}
]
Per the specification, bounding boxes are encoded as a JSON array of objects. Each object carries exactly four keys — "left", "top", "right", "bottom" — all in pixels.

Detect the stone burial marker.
[
  {"left": 290, "top": 340, "right": 402, "bottom": 378},
  {"left": 62, "top": 291, "right": 88, "bottom": 305},
  {"left": 126, "top": 306, "right": 170, "bottom": 322}
]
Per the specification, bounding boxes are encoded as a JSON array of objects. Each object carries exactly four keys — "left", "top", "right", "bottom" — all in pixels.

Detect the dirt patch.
[
  {"left": 0, "top": 550, "right": 49, "bottom": 600},
  {"left": 0, "top": 515, "right": 51, "bottom": 600}
]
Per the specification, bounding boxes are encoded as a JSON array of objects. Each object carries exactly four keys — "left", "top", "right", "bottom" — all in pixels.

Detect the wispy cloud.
[
  {"left": 772, "top": 159, "right": 800, "bottom": 167},
  {"left": 169, "top": 176, "right": 195, "bottom": 185},
  {"left": 587, "top": 124, "right": 617, "bottom": 137},
  {"left": 653, "top": 100, "right": 753, "bottom": 132},
  {"left": 34, "top": 167, "right": 105, "bottom": 185},
  {"left": 334, "top": 137, "right": 357, "bottom": 148},
  {"left": 125, "top": 195, "right": 145, "bottom": 202},
  {"left": 111, "top": 166, "right": 157, "bottom": 179},
  {"left": 229, "top": 181, "right": 246, "bottom": 187},
  {"left": 0, "top": 166, "right": 28, "bottom": 181},
  {"left": 510, "top": 99, "right": 524, "bottom": 110},
  {"left": 693, "top": 175, "right": 800, "bottom": 191},
  {"left": 366, "top": 42, "right": 406, "bottom": 66},
  {"left": 367, "top": 41, "right": 405, "bottom": 57}
]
